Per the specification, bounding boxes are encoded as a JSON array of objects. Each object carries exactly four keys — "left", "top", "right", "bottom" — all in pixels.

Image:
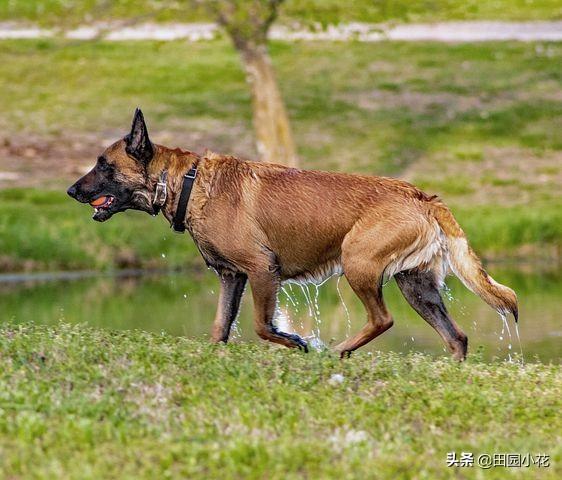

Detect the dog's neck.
[{"left": 148, "top": 145, "right": 201, "bottom": 225}]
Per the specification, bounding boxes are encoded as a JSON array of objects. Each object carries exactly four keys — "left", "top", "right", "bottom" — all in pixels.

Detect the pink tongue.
[{"left": 90, "top": 196, "right": 109, "bottom": 207}]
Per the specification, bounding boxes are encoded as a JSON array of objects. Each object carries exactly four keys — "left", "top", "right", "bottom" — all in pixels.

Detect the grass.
[
  {"left": 0, "top": 39, "right": 560, "bottom": 175},
  {"left": 0, "top": 24, "right": 559, "bottom": 479},
  {"left": 0, "top": 39, "right": 560, "bottom": 269},
  {"left": 2, "top": 0, "right": 561, "bottom": 24},
  {"left": 0, "top": 188, "right": 198, "bottom": 272},
  {"left": 0, "top": 323, "right": 559, "bottom": 479},
  {"left": 455, "top": 203, "right": 562, "bottom": 255}
]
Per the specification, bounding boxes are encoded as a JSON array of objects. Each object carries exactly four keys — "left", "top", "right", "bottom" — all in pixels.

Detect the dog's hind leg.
[
  {"left": 395, "top": 269, "right": 467, "bottom": 361},
  {"left": 334, "top": 224, "right": 396, "bottom": 358},
  {"left": 334, "top": 276, "right": 394, "bottom": 358},
  {"left": 211, "top": 272, "right": 248, "bottom": 343},
  {"left": 248, "top": 271, "right": 308, "bottom": 352}
]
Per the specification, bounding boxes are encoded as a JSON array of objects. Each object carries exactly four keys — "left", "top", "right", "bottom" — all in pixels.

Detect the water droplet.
[
  {"left": 442, "top": 283, "right": 455, "bottom": 302},
  {"left": 281, "top": 286, "right": 297, "bottom": 307},
  {"left": 308, "top": 335, "right": 327, "bottom": 351},
  {"left": 230, "top": 319, "right": 241, "bottom": 339},
  {"left": 337, "top": 275, "right": 351, "bottom": 338},
  {"left": 514, "top": 322, "right": 524, "bottom": 362},
  {"left": 275, "top": 308, "right": 294, "bottom": 334}
]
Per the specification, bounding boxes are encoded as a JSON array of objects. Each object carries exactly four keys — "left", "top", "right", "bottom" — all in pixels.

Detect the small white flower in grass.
[
  {"left": 329, "top": 428, "right": 369, "bottom": 450},
  {"left": 344, "top": 430, "right": 368, "bottom": 444},
  {"left": 329, "top": 373, "right": 345, "bottom": 385}
]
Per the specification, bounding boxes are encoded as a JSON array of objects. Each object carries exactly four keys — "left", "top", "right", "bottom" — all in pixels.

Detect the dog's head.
[{"left": 67, "top": 109, "right": 157, "bottom": 222}]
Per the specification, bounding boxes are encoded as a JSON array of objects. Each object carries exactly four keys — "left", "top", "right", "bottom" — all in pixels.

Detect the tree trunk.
[{"left": 240, "top": 44, "right": 298, "bottom": 167}]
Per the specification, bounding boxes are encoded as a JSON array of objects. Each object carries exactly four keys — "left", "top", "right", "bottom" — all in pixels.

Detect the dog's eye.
[{"left": 97, "top": 157, "right": 110, "bottom": 172}]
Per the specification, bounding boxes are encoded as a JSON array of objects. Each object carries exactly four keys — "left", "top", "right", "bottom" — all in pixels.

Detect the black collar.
[{"left": 171, "top": 166, "right": 198, "bottom": 233}]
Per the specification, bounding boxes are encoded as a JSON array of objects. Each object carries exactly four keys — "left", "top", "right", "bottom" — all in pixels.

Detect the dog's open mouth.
[
  {"left": 90, "top": 195, "right": 116, "bottom": 222},
  {"left": 90, "top": 195, "right": 114, "bottom": 212}
]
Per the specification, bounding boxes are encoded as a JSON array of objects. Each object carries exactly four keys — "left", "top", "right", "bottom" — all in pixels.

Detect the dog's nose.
[{"left": 67, "top": 184, "right": 78, "bottom": 198}]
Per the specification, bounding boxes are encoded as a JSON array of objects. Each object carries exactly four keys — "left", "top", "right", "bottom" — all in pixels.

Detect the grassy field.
[
  {"left": 0, "top": 189, "right": 200, "bottom": 272},
  {"left": 2, "top": 0, "right": 561, "bottom": 24},
  {"left": 0, "top": 323, "right": 560, "bottom": 479},
  {"left": 0, "top": 10, "right": 559, "bottom": 480},
  {"left": 0, "top": 39, "right": 560, "bottom": 270},
  {"left": 1, "top": 40, "right": 560, "bottom": 175}
]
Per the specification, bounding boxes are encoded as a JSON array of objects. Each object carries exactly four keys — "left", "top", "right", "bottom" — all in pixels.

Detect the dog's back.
[{"left": 197, "top": 153, "right": 516, "bottom": 333}]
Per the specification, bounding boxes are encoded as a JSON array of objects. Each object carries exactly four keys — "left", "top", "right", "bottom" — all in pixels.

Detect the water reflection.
[{"left": 1, "top": 265, "right": 560, "bottom": 363}]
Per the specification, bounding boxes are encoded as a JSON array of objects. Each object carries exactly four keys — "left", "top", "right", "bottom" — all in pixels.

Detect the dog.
[{"left": 68, "top": 109, "right": 518, "bottom": 359}]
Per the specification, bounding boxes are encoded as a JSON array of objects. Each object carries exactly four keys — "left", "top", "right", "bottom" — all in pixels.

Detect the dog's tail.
[{"left": 430, "top": 200, "right": 518, "bottom": 322}]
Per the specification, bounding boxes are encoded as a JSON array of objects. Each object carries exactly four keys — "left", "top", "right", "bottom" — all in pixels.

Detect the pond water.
[{"left": 1, "top": 265, "right": 560, "bottom": 363}]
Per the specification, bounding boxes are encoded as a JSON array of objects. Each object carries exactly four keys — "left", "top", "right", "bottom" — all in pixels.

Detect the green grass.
[
  {"left": 0, "top": 189, "right": 198, "bottom": 272},
  {"left": 414, "top": 176, "right": 475, "bottom": 196},
  {"left": 2, "top": 0, "right": 561, "bottom": 24},
  {"left": 0, "top": 323, "right": 559, "bottom": 479},
  {"left": 0, "top": 39, "right": 560, "bottom": 269},
  {"left": 1, "top": 39, "right": 560, "bottom": 175},
  {"left": 455, "top": 203, "right": 562, "bottom": 255}
]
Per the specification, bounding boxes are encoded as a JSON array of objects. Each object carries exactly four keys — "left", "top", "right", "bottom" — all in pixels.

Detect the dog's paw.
[
  {"left": 288, "top": 333, "right": 309, "bottom": 353},
  {"left": 294, "top": 337, "right": 309, "bottom": 353},
  {"left": 338, "top": 349, "right": 352, "bottom": 359}
]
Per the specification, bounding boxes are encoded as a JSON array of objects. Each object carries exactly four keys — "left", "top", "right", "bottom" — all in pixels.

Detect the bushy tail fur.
[{"left": 430, "top": 200, "right": 518, "bottom": 322}]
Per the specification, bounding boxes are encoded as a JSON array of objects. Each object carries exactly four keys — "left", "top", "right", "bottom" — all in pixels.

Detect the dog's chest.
[{"left": 189, "top": 229, "right": 239, "bottom": 275}]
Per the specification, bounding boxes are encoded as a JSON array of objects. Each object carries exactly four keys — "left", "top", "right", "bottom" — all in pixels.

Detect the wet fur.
[{"left": 68, "top": 113, "right": 517, "bottom": 359}]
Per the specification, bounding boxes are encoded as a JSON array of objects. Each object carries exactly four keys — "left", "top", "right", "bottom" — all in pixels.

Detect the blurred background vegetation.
[
  {"left": 2, "top": 0, "right": 561, "bottom": 24},
  {"left": 0, "top": 1, "right": 560, "bottom": 272}
]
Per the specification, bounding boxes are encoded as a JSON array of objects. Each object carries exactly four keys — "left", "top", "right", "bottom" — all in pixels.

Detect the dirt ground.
[{"left": 0, "top": 133, "right": 101, "bottom": 189}]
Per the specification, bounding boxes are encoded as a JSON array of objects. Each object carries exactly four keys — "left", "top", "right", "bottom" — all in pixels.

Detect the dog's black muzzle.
[{"left": 66, "top": 183, "right": 82, "bottom": 201}]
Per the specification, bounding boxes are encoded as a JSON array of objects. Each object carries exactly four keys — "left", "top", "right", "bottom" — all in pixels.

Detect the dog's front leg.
[
  {"left": 248, "top": 272, "right": 308, "bottom": 352},
  {"left": 211, "top": 272, "right": 248, "bottom": 343}
]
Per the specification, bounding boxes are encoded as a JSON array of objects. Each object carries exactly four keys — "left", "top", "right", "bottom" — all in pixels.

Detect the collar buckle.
[
  {"left": 184, "top": 167, "right": 197, "bottom": 180},
  {"left": 152, "top": 170, "right": 168, "bottom": 213}
]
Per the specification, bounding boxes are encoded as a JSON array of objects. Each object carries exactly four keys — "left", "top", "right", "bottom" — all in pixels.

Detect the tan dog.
[{"left": 68, "top": 109, "right": 518, "bottom": 359}]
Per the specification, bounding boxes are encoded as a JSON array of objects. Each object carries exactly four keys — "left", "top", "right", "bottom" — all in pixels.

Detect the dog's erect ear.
[{"left": 125, "top": 108, "right": 154, "bottom": 165}]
